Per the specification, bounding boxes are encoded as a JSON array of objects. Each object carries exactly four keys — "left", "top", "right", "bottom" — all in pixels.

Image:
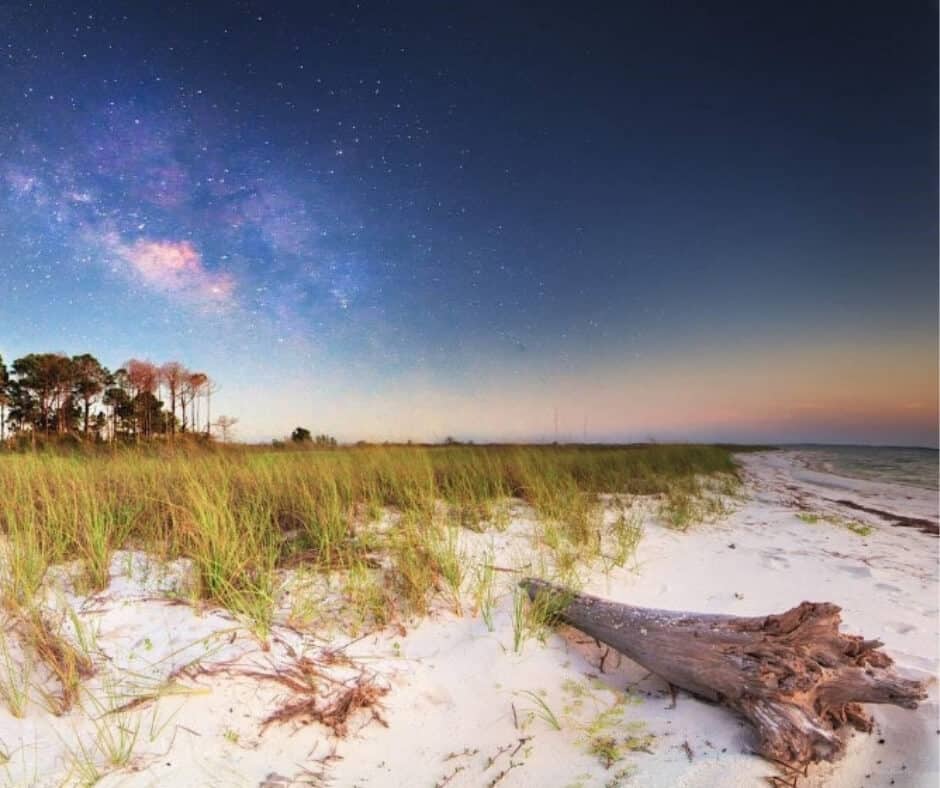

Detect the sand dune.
[{"left": 0, "top": 451, "right": 935, "bottom": 786}]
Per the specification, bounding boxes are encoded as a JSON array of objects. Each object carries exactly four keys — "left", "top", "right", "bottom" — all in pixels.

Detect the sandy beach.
[
  {"left": 3, "top": 1, "right": 936, "bottom": 784},
  {"left": 4, "top": 1, "right": 936, "bottom": 782},
  {"left": 0, "top": 450, "right": 935, "bottom": 787}
]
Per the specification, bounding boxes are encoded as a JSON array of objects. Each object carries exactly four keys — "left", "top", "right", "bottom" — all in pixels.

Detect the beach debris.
[
  {"left": 434, "top": 763, "right": 467, "bottom": 787},
  {"left": 258, "top": 773, "right": 291, "bottom": 788},
  {"left": 828, "top": 498, "right": 938, "bottom": 536},
  {"left": 487, "top": 759, "right": 523, "bottom": 787},
  {"left": 173, "top": 652, "right": 388, "bottom": 738},
  {"left": 521, "top": 578, "right": 928, "bottom": 770},
  {"left": 259, "top": 674, "right": 389, "bottom": 735},
  {"left": 443, "top": 747, "right": 479, "bottom": 761}
]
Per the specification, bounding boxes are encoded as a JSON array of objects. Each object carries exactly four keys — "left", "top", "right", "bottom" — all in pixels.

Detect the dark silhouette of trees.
[
  {"left": 0, "top": 354, "right": 7, "bottom": 442},
  {"left": 0, "top": 351, "right": 219, "bottom": 447},
  {"left": 5, "top": 377, "right": 39, "bottom": 445},
  {"left": 93, "top": 411, "right": 107, "bottom": 442},
  {"left": 9, "top": 353, "right": 71, "bottom": 435},
  {"left": 290, "top": 428, "right": 336, "bottom": 447},
  {"left": 291, "top": 427, "right": 312, "bottom": 443},
  {"left": 72, "top": 354, "right": 110, "bottom": 438},
  {"left": 125, "top": 359, "right": 159, "bottom": 440},
  {"left": 103, "top": 378, "right": 131, "bottom": 444}
]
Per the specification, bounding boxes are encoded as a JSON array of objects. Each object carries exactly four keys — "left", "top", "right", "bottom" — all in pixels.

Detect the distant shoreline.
[
  {"left": 774, "top": 442, "right": 939, "bottom": 452},
  {"left": 773, "top": 445, "right": 939, "bottom": 492}
]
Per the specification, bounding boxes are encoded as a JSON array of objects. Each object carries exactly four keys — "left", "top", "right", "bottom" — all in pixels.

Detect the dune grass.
[
  {"left": 0, "top": 444, "right": 736, "bottom": 635},
  {"left": 797, "top": 510, "right": 873, "bottom": 537},
  {"left": 0, "top": 442, "right": 740, "bottom": 739}
]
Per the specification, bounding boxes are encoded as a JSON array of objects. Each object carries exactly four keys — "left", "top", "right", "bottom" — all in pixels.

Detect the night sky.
[{"left": 1, "top": 2, "right": 936, "bottom": 445}]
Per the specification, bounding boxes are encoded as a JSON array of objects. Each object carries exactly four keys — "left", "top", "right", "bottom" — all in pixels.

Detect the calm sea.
[{"left": 787, "top": 445, "right": 939, "bottom": 491}]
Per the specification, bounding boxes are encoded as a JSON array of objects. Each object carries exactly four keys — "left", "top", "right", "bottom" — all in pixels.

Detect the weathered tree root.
[{"left": 521, "top": 578, "right": 927, "bottom": 769}]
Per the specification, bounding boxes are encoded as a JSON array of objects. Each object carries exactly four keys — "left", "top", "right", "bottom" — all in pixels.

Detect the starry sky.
[{"left": 1, "top": 2, "right": 937, "bottom": 446}]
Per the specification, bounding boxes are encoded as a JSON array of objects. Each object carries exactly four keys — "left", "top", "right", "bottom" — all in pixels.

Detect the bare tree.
[
  {"left": 160, "top": 362, "right": 187, "bottom": 439},
  {"left": 180, "top": 372, "right": 206, "bottom": 434},
  {"left": 213, "top": 415, "right": 238, "bottom": 443},
  {"left": 203, "top": 377, "right": 220, "bottom": 436}
]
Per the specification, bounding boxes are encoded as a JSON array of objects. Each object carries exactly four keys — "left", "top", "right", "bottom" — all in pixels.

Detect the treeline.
[{"left": 0, "top": 352, "right": 215, "bottom": 445}]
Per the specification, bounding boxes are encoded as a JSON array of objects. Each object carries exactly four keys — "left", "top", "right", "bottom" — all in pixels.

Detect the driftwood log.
[{"left": 522, "top": 578, "right": 927, "bottom": 769}]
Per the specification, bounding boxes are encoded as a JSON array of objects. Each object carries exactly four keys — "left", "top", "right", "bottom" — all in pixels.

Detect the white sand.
[{"left": 0, "top": 451, "right": 936, "bottom": 786}]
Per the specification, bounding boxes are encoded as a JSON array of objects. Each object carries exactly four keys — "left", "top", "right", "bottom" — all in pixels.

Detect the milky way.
[
  {"left": 1, "top": 3, "right": 936, "bottom": 444},
  {"left": 1, "top": 61, "right": 382, "bottom": 346}
]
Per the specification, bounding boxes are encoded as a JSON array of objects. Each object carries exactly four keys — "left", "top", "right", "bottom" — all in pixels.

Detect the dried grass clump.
[
  {"left": 261, "top": 675, "right": 389, "bottom": 737},
  {"left": 174, "top": 651, "right": 389, "bottom": 739},
  {"left": 11, "top": 609, "right": 94, "bottom": 715}
]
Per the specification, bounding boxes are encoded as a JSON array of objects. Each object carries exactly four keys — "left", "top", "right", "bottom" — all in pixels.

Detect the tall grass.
[{"left": 0, "top": 444, "right": 736, "bottom": 631}]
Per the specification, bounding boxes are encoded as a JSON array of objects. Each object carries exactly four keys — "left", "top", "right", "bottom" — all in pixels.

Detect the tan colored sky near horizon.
[{"left": 228, "top": 332, "right": 938, "bottom": 446}]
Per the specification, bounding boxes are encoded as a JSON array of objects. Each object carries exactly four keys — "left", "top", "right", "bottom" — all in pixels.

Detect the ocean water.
[{"left": 788, "top": 445, "right": 939, "bottom": 490}]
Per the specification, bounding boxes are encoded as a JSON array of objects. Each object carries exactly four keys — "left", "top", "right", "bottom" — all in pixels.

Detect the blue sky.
[{"left": 1, "top": 2, "right": 936, "bottom": 445}]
